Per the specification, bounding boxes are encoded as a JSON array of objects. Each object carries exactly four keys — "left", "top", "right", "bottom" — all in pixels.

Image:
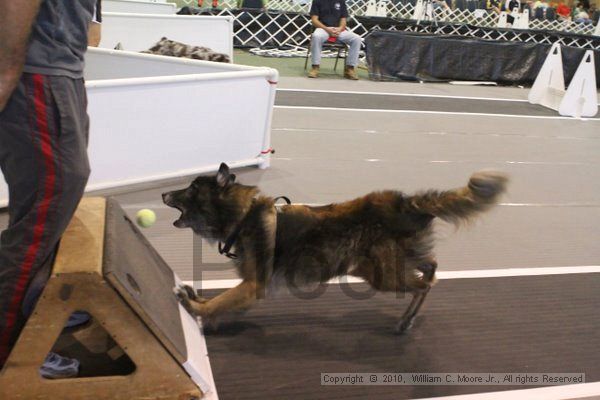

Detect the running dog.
[{"left": 163, "top": 163, "right": 507, "bottom": 333}]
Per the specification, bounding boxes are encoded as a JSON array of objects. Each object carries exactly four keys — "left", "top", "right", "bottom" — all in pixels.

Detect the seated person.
[
  {"left": 572, "top": 1, "right": 592, "bottom": 22},
  {"left": 308, "top": 0, "right": 362, "bottom": 80},
  {"left": 556, "top": 2, "right": 572, "bottom": 20},
  {"left": 589, "top": 4, "right": 598, "bottom": 21},
  {"left": 489, "top": 0, "right": 520, "bottom": 24}
]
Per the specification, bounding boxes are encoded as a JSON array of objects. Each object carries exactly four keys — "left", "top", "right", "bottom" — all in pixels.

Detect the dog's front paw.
[
  {"left": 175, "top": 287, "right": 195, "bottom": 314},
  {"left": 175, "top": 287, "right": 212, "bottom": 317},
  {"left": 180, "top": 284, "right": 198, "bottom": 300},
  {"left": 175, "top": 287, "right": 204, "bottom": 312},
  {"left": 175, "top": 285, "right": 209, "bottom": 303},
  {"left": 179, "top": 284, "right": 211, "bottom": 303}
]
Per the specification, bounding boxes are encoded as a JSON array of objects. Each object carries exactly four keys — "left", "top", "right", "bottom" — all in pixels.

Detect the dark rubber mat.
[
  {"left": 203, "top": 273, "right": 600, "bottom": 399},
  {"left": 275, "top": 91, "right": 559, "bottom": 117}
]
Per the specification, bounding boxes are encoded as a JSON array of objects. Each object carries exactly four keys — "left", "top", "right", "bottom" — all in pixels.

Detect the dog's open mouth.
[
  {"left": 163, "top": 198, "right": 187, "bottom": 228},
  {"left": 168, "top": 205, "right": 187, "bottom": 228},
  {"left": 173, "top": 216, "right": 187, "bottom": 228}
]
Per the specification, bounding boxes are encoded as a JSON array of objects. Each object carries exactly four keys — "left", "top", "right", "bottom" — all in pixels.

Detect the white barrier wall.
[
  {"left": 100, "top": 13, "right": 234, "bottom": 60},
  {"left": 0, "top": 48, "right": 277, "bottom": 207},
  {"left": 103, "top": 0, "right": 177, "bottom": 14}
]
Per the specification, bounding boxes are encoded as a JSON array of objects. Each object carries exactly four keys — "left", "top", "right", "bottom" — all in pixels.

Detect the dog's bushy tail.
[{"left": 409, "top": 171, "right": 508, "bottom": 226}]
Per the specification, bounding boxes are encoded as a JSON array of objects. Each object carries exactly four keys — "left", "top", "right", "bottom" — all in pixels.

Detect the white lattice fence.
[
  {"left": 236, "top": 11, "right": 312, "bottom": 46},
  {"left": 529, "top": 19, "right": 597, "bottom": 35},
  {"left": 441, "top": 8, "right": 497, "bottom": 26},
  {"left": 202, "top": 8, "right": 600, "bottom": 52},
  {"left": 399, "top": 19, "right": 600, "bottom": 48},
  {"left": 267, "top": 0, "right": 312, "bottom": 12},
  {"left": 186, "top": 0, "right": 599, "bottom": 35}
]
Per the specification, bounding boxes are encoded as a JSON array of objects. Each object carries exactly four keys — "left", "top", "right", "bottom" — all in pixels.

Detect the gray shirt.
[{"left": 23, "top": 0, "right": 97, "bottom": 79}]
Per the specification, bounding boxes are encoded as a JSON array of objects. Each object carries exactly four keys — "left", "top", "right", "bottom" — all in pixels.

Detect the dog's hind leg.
[
  {"left": 395, "top": 288, "right": 430, "bottom": 334},
  {"left": 395, "top": 261, "right": 437, "bottom": 334}
]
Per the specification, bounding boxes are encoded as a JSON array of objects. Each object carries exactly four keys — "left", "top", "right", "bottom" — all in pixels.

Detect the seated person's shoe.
[
  {"left": 308, "top": 65, "right": 319, "bottom": 78},
  {"left": 39, "top": 352, "right": 79, "bottom": 379},
  {"left": 344, "top": 66, "right": 359, "bottom": 80}
]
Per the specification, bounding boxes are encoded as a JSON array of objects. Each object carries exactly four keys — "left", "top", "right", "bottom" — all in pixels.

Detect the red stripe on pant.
[{"left": 0, "top": 74, "right": 57, "bottom": 365}]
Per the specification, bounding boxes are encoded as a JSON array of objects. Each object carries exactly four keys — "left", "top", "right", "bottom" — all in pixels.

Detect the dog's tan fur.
[{"left": 164, "top": 164, "right": 508, "bottom": 333}]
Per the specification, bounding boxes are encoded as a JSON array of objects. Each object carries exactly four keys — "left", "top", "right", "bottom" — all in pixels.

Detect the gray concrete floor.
[
  {"left": 277, "top": 77, "right": 532, "bottom": 98},
  {"left": 2, "top": 78, "right": 599, "bottom": 281}
]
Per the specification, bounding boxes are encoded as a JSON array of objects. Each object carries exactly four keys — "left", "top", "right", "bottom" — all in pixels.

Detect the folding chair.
[{"left": 304, "top": 33, "right": 348, "bottom": 72}]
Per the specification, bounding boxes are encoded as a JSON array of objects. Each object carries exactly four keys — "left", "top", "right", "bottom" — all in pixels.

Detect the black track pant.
[{"left": 0, "top": 73, "right": 90, "bottom": 367}]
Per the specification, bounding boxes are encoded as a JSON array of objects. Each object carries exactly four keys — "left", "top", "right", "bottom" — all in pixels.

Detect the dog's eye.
[{"left": 185, "top": 187, "right": 197, "bottom": 198}]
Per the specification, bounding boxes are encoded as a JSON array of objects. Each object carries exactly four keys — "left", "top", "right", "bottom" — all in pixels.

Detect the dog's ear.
[{"left": 216, "top": 163, "right": 232, "bottom": 188}]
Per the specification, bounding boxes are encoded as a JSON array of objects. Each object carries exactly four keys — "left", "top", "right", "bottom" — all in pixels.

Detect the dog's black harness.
[
  {"left": 273, "top": 195, "right": 291, "bottom": 205},
  {"left": 218, "top": 196, "right": 291, "bottom": 259}
]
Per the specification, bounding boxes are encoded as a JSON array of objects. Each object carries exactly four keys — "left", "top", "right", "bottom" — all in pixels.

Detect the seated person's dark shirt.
[{"left": 309, "top": 0, "right": 348, "bottom": 27}]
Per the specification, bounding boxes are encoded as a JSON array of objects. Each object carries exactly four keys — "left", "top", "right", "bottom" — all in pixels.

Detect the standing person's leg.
[
  {"left": 309, "top": 28, "right": 330, "bottom": 77},
  {"left": 337, "top": 30, "right": 362, "bottom": 80},
  {"left": 0, "top": 73, "right": 90, "bottom": 368}
]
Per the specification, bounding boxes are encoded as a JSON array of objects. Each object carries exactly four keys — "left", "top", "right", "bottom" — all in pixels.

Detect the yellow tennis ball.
[{"left": 136, "top": 209, "right": 156, "bottom": 228}]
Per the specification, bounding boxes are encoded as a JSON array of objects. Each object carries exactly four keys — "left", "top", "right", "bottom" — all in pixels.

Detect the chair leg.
[
  {"left": 334, "top": 48, "right": 342, "bottom": 72},
  {"left": 304, "top": 48, "right": 310, "bottom": 71},
  {"left": 304, "top": 39, "right": 311, "bottom": 71}
]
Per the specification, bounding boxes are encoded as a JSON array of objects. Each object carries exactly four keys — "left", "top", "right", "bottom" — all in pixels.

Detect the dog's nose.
[{"left": 162, "top": 192, "right": 172, "bottom": 205}]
